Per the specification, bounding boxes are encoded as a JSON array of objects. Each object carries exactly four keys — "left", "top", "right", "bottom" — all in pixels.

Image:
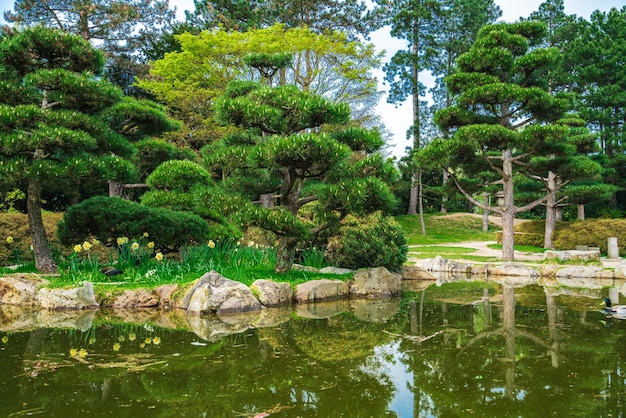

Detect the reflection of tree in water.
[{"left": 396, "top": 283, "right": 626, "bottom": 416}]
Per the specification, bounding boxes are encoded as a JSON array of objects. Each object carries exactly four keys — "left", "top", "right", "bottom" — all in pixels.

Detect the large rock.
[
  {"left": 399, "top": 266, "right": 435, "bottom": 280},
  {"left": 250, "top": 279, "right": 293, "bottom": 307},
  {"left": 490, "top": 262, "right": 540, "bottom": 278},
  {"left": 544, "top": 250, "right": 601, "bottom": 262},
  {"left": 37, "top": 281, "right": 98, "bottom": 310},
  {"left": 112, "top": 289, "right": 159, "bottom": 308},
  {"left": 349, "top": 267, "right": 402, "bottom": 298},
  {"left": 0, "top": 274, "right": 49, "bottom": 306},
  {"left": 179, "top": 271, "right": 262, "bottom": 315},
  {"left": 319, "top": 266, "right": 353, "bottom": 275},
  {"left": 416, "top": 256, "right": 472, "bottom": 274},
  {"left": 295, "top": 279, "right": 349, "bottom": 303}
]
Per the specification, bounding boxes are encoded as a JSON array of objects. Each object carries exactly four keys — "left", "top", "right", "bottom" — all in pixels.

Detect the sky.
[{"left": 0, "top": 0, "right": 624, "bottom": 156}]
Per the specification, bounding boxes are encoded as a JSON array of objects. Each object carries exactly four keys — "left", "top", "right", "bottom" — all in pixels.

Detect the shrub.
[
  {"left": 57, "top": 196, "right": 209, "bottom": 252},
  {"left": 325, "top": 212, "right": 407, "bottom": 271},
  {"left": 512, "top": 220, "right": 545, "bottom": 247},
  {"left": 553, "top": 219, "right": 626, "bottom": 254}
]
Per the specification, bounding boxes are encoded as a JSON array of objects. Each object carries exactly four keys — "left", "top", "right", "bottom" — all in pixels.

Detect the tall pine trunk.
[
  {"left": 501, "top": 148, "right": 516, "bottom": 261},
  {"left": 275, "top": 237, "right": 296, "bottom": 273},
  {"left": 544, "top": 172, "right": 557, "bottom": 249}
]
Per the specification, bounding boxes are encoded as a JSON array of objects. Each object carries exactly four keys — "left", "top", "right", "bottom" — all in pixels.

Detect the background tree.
[
  {"left": 0, "top": 27, "right": 137, "bottom": 272},
  {"left": 425, "top": 21, "right": 574, "bottom": 260},
  {"left": 4, "top": 0, "right": 176, "bottom": 94}
]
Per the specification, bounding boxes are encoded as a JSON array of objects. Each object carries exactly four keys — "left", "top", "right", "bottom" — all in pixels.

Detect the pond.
[{"left": 1, "top": 278, "right": 625, "bottom": 417}]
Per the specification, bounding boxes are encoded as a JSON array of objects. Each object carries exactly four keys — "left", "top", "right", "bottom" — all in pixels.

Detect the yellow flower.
[
  {"left": 73, "top": 244, "right": 82, "bottom": 253},
  {"left": 131, "top": 242, "right": 139, "bottom": 251},
  {"left": 147, "top": 241, "right": 155, "bottom": 249},
  {"left": 92, "top": 238, "right": 100, "bottom": 246},
  {"left": 6, "top": 236, "right": 13, "bottom": 244},
  {"left": 82, "top": 241, "right": 92, "bottom": 251},
  {"left": 152, "top": 337, "right": 161, "bottom": 345},
  {"left": 118, "top": 335, "right": 125, "bottom": 342},
  {"left": 155, "top": 252, "right": 163, "bottom": 261},
  {"left": 69, "top": 348, "right": 78, "bottom": 357},
  {"left": 143, "top": 232, "right": 149, "bottom": 238},
  {"left": 139, "top": 343, "right": 145, "bottom": 349},
  {"left": 1, "top": 335, "right": 8, "bottom": 344},
  {"left": 128, "top": 333, "right": 136, "bottom": 341},
  {"left": 113, "top": 343, "right": 121, "bottom": 351},
  {"left": 116, "top": 237, "right": 124, "bottom": 245},
  {"left": 208, "top": 240, "right": 216, "bottom": 249},
  {"left": 78, "top": 348, "right": 87, "bottom": 358},
  {"left": 145, "top": 337, "right": 152, "bottom": 345},
  {"left": 88, "top": 337, "right": 96, "bottom": 345}
]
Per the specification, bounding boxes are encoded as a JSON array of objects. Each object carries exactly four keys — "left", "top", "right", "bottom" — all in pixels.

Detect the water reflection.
[{"left": 1, "top": 278, "right": 626, "bottom": 417}]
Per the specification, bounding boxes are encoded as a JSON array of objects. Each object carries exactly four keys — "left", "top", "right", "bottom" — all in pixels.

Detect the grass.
[{"left": 396, "top": 213, "right": 496, "bottom": 245}]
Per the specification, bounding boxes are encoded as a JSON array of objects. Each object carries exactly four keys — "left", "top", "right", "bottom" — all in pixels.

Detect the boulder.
[
  {"left": 399, "top": 266, "right": 435, "bottom": 280},
  {"left": 154, "top": 284, "right": 179, "bottom": 307},
  {"left": 295, "top": 279, "right": 349, "bottom": 303},
  {"left": 490, "top": 262, "right": 540, "bottom": 278},
  {"left": 37, "top": 281, "right": 98, "bottom": 310},
  {"left": 291, "top": 264, "right": 319, "bottom": 272},
  {"left": 349, "top": 267, "right": 402, "bottom": 298},
  {"left": 319, "top": 266, "right": 353, "bottom": 275},
  {"left": 0, "top": 274, "right": 49, "bottom": 306},
  {"left": 179, "top": 271, "right": 262, "bottom": 315},
  {"left": 544, "top": 250, "right": 601, "bottom": 262},
  {"left": 416, "top": 256, "right": 472, "bottom": 274},
  {"left": 112, "top": 289, "right": 159, "bottom": 308},
  {"left": 250, "top": 279, "right": 293, "bottom": 307}
]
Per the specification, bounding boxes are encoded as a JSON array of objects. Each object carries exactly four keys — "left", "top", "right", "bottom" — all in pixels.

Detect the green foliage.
[
  {"left": 325, "top": 212, "right": 407, "bottom": 271},
  {"left": 57, "top": 197, "right": 210, "bottom": 253},
  {"left": 134, "top": 139, "right": 197, "bottom": 179},
  {"left": 145, "top": 160, "right": 211, "bottom": 192}
]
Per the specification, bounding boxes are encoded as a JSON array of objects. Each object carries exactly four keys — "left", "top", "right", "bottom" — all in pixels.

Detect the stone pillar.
[{"left": 607, "top": 237, "right": 619, "bottom": 259}]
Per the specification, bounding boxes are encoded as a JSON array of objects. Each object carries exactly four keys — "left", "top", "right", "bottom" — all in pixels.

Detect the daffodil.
[
  {"left": 73, "top": 244, "right": 82, "bottom": 253},
  {"left": 92, "top": 238, "right": 100, "bottom": 245},
  {"left": 118, "top": 335, "right": 125, "bottom": 342},
  {"left": 147, "top": 241, "right": 155, "bottom": 249},
  {"left": 155, "top": 252, "right": 163, "bottom": 261},
  {"left": 78, "top": 348, "right": 87, "bottom": 358},
  {"left": 208, "top": 240, "right": 216, "bottom": 249},
  {"left": 69, "top": 348, "right": 78, "bottom": 357},
  {"left": 113, "top": 343, "right": 121, "bottom": 351},
  {"left": 145, "top": 337, "right": 152, "bottom": 345},
  {"left": 131, "top": 242, "right": 139, "bottom": 251},
  {"left": 152, "top": 337, "right": 161, "bottom": 345},
  {"left": 128, "top": 333, "right": 136, "bottom": 341},
  {"left": 116, "top": 237, "right": 124, "bottom": 245},
  {"left": 139, "top": 343, "right": 145, "bottom": 349},
  {"left": 88, "top": 337, "right": 96, "bottom": 345},
  {"left": 6, "top": 236, "right": 13, "bottom": 244},
  {"left": 143, "top": 232, "right": 149, "bottom": 238},
  {"left": 82, "top": 241, "right": 92, "bottom": 251}
]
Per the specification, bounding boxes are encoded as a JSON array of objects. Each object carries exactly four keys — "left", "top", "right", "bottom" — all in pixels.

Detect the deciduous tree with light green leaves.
[
  {"left": 203, "top": 58, "right": 399, "bottom": 272},
  {"left": 0, "top": 27, "right": 150, "bottom": 272},
  {"left": 423, "top": 21, "right": 590, "bottom": 260}
]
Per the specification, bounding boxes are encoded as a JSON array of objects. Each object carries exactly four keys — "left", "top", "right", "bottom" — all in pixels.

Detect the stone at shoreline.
[
  {"left": 0, "top": 274, "right": 49, "bottom": 306},
  {"left": 179, "top": 270, "right": 262, "bottom": 315},
  {"left": 319, "top": 266, "right": 353, "bottom": 275},
  {"left": 154, "top": 284, "right": 179, "bottom": 307},
  {"left": 400, "top": 266, "right": 435, "bottom": 280},
  {"left": 417, "top": 256, "right": 473, "bottom": 274},
  {"left": 349, "top": 267, "right": 402, "bottom": 298},
  {"left": 544, "top": 250, "right": 601, "bottom": 262},
  {"left": 490, "top": 262, "right": 540, "bottom": 278},
  {"left": 38, "top": 281, "right": 98, "bottom": 310},
  {"left": 113, "top": 289, "right": 159, "bottom": 308},
  {"left": 250, "top": 279, "right": 293, "bottom": 307},
  {"left": 295, "top": 279, "right": 349, "bottom": 303}
]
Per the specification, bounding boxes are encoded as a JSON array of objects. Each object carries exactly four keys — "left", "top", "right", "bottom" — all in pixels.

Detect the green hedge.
[{"left": 57, "top": 196, "right": 210, "bottom": 252}]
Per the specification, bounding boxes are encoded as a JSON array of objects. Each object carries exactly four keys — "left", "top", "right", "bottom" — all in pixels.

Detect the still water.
[{"left": 1, "top": 279, "right": 625, "bottom": 417}]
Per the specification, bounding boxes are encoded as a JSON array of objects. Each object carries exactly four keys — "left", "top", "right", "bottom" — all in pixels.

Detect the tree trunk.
[
  {"left": 259, "top": 193, "right": 274, "bottom": 208},
  {"left": 407, "top": 173, "right": 418, "bottom": 215},
  {"left": 418, "top": 170, "right": 426, "bottom": 235},
  {"left": 440, "top": 169, "right": 448, "bottom": 213},
  {"left": 275, "top": 237, "right": 296, "bottom": 273},
  {"left": 577, "top": 204, "right": 585, "bottom": 220},
  {"left": 27, "top": 180, "right": 58, "bottom": 273},
  {"left": 482, "top": 193, "right": 489, "bottom": 231},
  {"left": 501, "top": 149, "right": 515, "bottom": 261},
  {"left": 108, "top": 180, "right": 125, "bottom": 197},
  {"left": 544, "top": 172, "right": 557, "bottom": 249}
]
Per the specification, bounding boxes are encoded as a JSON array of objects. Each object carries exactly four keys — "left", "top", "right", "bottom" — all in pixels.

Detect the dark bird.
[
  {"left": 602, "top": 298, "right": 626, "bottom": 316},
  {"left": 100, "top": 266, "right": 123, "bottom": 276}
]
